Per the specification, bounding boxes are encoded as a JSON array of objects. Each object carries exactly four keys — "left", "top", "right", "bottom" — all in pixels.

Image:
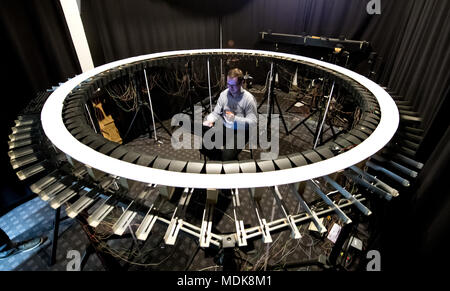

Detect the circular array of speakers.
[
  {"left": 41, "top": 49, "right": 399, "bottom": 189},
  {"left": 9, "top": 49, "right": 429, "bottom": 258}
]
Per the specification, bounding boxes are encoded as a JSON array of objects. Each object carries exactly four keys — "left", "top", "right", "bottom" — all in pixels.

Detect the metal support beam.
[
  {"left": 135, "top": 188, "right": 163, "bottom": 241},
  {"left": 59, "top": 0, "right": 94, "bottom": 72},
  {"left": 366, "top": 160, "right": 410, "bottom": 187},
  {"left": 164, "top": 188, "right": 193, "bottom": 245},
  {"left": 314, "top": 81, "right": 335, "bottom": 149},
  {"left": 66, "top": 188, "right": 100, "bottom": 218},
  {"left": 323, "top": 176, "right": 372, "bottom": 216},
  {"left": 112, "top": 201, "right": 138, "bottom": 236},
  {"left": 290, "top": 183, "right": 327, "bottom": 233},
  {"left": 87, "top": 196, "right": 115, "bottom": 228},
  {"left": 231, "top": 189, "right": 247, "bottom": 247},
  {"left": 271, "top": 186, "right": 301, "bottom": 239},
  {"left": 249, "top": 188, "right": 272, "bottom": 243},
  {"left": 309, "top": 180, "right": 352, "bottom": 224},
  {"left": 199, "top": 189, "right": 217, "bottom": 247}
]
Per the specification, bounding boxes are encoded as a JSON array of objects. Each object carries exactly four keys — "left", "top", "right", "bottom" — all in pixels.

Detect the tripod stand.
[
  {"left": 180, "top": 61, "right": 212, "bottom": 120},
  {"left": 288, "top": 49, "right": 348, "bottom": 147},
  {"left": 257, "top": 62, "right": 290, "bottom": 134},
  {"left": 285, "top": 67, "right": 311, "bottom": 113},
  {"left": 313, "top": 49, "right": 349, "bottom": 147},
  {"left": 122, "top": 70, "right": 172, "bottom": 142},
  {"left": 286, "top": 80, "right": 338, "bottom": 148}
]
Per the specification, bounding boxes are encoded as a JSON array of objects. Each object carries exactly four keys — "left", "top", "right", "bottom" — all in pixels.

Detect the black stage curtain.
[
  {"left": 0, "top": 1, "right": 81, "bottom": 95},
  {"left": 410, "top": 124, "right": 450, "bottom": 268},
  {"left": 222, "top": 0, "right": 449, "bottom": 133},
  {"left": 80, "top": 0, "right": 223, "bottom": 65},
  {"left": 81, "top": 0, "right": 448, "bottom": 132},
  {"left": 0, "top": 0, "right": 81, "bottom": 215},
  {"left": 378, "top": 0, "right": 449, "bottom": 132}
]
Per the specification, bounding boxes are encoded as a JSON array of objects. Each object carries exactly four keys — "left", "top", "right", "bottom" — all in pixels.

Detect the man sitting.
[{"left": 202, "top": 68, "right": 257, "bottom": 161}]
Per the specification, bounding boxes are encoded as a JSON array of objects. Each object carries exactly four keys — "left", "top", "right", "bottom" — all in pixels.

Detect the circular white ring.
[{"left": 41, "top": 49, "right": 398, "bottom": 189}]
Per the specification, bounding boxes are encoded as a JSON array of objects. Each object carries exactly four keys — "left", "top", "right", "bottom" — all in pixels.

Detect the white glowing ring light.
[{"left": 41, "top": 49, "right": 398, "bottom": 189}]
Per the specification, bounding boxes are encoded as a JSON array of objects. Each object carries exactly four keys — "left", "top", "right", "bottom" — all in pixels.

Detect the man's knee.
[{"left": 221, "top": 149, "right": 241, "bottom": 161}]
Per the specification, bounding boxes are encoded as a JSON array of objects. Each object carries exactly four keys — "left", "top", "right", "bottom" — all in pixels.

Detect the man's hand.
[
  {"left": 224, "top": 111, "right": 235, "bottom": 123},
  {"left": 203, "top": 120, "right": 214, "bottom": 127}
]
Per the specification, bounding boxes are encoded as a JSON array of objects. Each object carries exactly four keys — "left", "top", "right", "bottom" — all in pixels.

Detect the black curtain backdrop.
[
  {"left": 0, "top": 1, "right": 81, "bottom": 94},
  {"left": 80, "top": 0, "right": 223, "bottom": 65},
  {"left": 0, "top": 0, "right": 81, "bottom": 215},
  {"left": 411, "top": 124, "right": 450, "bottom": 267},
  {"left": 81, "top": 0, "right": 449, "bottom": 132}
]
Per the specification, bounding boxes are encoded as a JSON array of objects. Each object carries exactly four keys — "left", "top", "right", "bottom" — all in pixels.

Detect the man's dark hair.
[{"left": 227, "top": 68, "right": 244, "bottom": 83}]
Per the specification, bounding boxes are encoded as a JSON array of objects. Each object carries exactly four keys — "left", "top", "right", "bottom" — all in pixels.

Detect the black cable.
[{"left": 184, "top": 242, "right": 200, "bottom": 271}]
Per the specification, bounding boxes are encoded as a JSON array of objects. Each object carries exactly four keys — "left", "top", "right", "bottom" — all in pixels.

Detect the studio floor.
[{"left": 0, "top": 88, "right": 364, "bottom": 271}]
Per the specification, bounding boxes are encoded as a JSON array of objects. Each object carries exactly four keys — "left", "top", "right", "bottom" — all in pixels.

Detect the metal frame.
[{"left": 42, "top": 49, "right": 399, "bottom": 189}]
